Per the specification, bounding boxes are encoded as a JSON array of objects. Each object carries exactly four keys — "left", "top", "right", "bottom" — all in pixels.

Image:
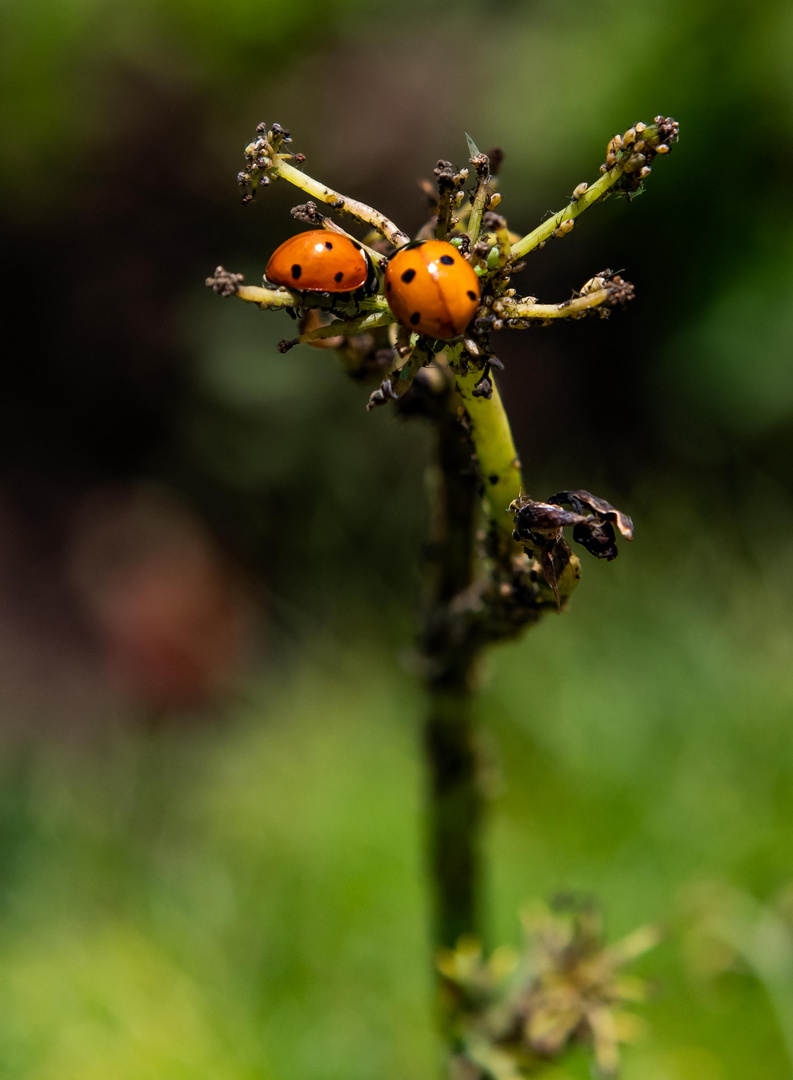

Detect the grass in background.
[{"left": 0, "top": 517, "right": 792, "bottom": 1080}]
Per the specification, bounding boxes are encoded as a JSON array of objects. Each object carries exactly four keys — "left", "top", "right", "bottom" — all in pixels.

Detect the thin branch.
[
  {"left": 241, "top": 125, "right": 411, "bottom": 248},
  {"left": 509, "top": 117, "right": 679, "bottom": 261},
  {"left": 434, "top": 160, "right": 468, "bottom": 243},
  {"left": 367, "top": 340, "right": 438, "bottom": 410},
  {"left": 274, "top": 159, "right": 411, "bottom": 247},
  {"left": 451, "top": 356, "right": 525, "bottom": 568},
  {"left": 466, "top": 152, "right": 491, "bottom": 247},
  {"left": 290, "top": 309, "right": 394, "bottom": 347},
  {"left": 236, "top": 283, "right": 301, "bottom": 308},
  {"left": 500, "top": 288, "right": 613, "bottom": 320},
  {"left": 422, "top": 401, "right": 484, "bottom": 954},
  {"left": 496, "top": 273, "right": 634, "bottom": 324}
]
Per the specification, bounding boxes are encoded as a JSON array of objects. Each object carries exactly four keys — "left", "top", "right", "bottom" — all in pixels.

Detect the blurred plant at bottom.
[{"left": 439, "top": 899, "right": 660, "bottom": 1079}]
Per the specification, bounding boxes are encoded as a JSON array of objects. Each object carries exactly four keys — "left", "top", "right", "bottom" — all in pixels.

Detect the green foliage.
[{"left": 0, "top": 528, "right": 792, "bottom": 1077}]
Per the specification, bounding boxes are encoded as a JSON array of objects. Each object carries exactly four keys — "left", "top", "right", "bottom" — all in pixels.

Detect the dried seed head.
[{"left": 205, "top": 266, "right": 245, "bottom": 297}]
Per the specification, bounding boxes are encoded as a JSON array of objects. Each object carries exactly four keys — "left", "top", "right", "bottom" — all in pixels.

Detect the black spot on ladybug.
[
  {"left": 401, "top": 268, "right": 416, "bottom": 284},
  {"left": 334, "top": 271, "right": 344, "bottom": 282},
  {"left": 386, "top": 281, "right": 392, "bottom": 291},
  {"left": 440, "top": 254, "right": 455, "bottom": 265},
  {"left": 291, "top": 264, "right": 302, "bottom": 279},
  {"left": 409, "top": 312, "right": 421, "bottom": 325},
  {"left": 467, "top": 290, "right": 478, "bottom": 301},
  {"left": 325, "top": 241, "right": 333, "bottom": 250},
  {"left": 488, "top": 474, "right": 499, "bottom": 485}
]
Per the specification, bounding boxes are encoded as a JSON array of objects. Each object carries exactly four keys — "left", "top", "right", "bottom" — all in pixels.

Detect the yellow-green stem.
[
  {"left": 509, "top": 164, "right": 623, "bottom": 260},
  {"left": 466, "top": 168, "right": 490, "bottom": 248},
  {"left": 273, "top": 158, "right": 411, "bottom": 247},
  {"left": 454, "top": 363, "right": 524, "bottom": 566},
  {"left": 236, "top": 284, "right": 300, "bottom": 308},
  {"left": 498, "top": 287, "right": 614, "bottom": 321},
  {"left": 297, "top": 309, "right": 394, "bottom": 343}
]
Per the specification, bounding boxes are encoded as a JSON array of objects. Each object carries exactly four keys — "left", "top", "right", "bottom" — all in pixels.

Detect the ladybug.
[
  {"left": 384, "top": 240, "right": 481, "bottom": 339},
  {"left": 265, "top": 230, "right": 378, "bottom": 297}
]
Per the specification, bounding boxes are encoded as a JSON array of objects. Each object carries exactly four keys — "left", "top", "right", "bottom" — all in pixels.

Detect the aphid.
[
  {"left": 265, "top": 230, "right": 377, "bottom": 296},
  {"left": 384, "top": 240, "right": 481, "bottom": 339}
]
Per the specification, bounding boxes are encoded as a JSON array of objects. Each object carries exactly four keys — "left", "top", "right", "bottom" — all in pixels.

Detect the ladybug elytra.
[
  {"left": 384, "top": 240, "right": 481, "bottom": 339},
  {"left": 265, "top": 230, "right": 378, "bottom": 296}
]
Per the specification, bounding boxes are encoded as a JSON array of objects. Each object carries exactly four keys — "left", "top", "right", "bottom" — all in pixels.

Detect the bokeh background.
[{"left": 2, "top": 0, "right": 793, "bottom": 1076}]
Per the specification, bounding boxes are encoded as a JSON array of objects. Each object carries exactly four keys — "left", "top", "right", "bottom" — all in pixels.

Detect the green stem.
[
  {"left": 423, "top": 404, "right": 484, "bottom": 954},
  {"left": 466, "top": 160, "right": 491, "bottom": 248},
  {"left": 236, "top": 284, "right": 302, "bottom": 307},
  {"left": 273, "top": 157, "right": 411, "bottom": 247},
  {"left": 509, "top": 118, "right": 673, "bottom": 261},
  {"left": 497, "top": 287, "right": 615, "bottom": 321},
  {"left": 296, "top": 309, "right": 394, "bottom": 344},
  {"left": 454, "top": 365, "right": 524, "bottom": 567},
  {"left": 509, "top": 164, "right": 622, "bottom": 261}
]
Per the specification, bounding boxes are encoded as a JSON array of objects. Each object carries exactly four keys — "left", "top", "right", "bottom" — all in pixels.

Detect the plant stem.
[
  {"left": 273, "top": 157, "right": 411, "bottom": 247},
  {"left": 295, "top": 309, "right": 394, "bottom": 343},
  {"left": 422, "top": 401, "right": 484, "bottom": 953},
  {"left": 466, "top": 159, "right": 491, "bottom": 248},
  {"left": 420, "top": 362, "right": 532, "bottom": 956},
  {"left": 509, "top": 118, "right": 674, "bottom": 261},
  {"left": 454, "top": 366, "right": 525, "bottom": 568},
  {"left": 497, "top": 287, "right": 617, "bottom": 321},
  {"left": 236, "top": 284, "right": 301, "bottom": 307},
  {"left": 509, "top": 165, "right": 622, "bottom": 260}
]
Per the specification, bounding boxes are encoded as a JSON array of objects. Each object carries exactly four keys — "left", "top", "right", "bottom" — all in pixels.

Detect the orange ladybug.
[
  {"left": 265, "top": 230, "right": 377, "bottom": 295},
  {"left": 384, "top": 240, "right": 481, "bottom": 339}
]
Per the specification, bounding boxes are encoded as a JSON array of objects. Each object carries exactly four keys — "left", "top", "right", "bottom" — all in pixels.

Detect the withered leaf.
[
  {"left": 548, "top": 490, "right": 634, "bottom": 540},
  {"left": 510, "top": 490, "right": 633, "bottom": 576}
]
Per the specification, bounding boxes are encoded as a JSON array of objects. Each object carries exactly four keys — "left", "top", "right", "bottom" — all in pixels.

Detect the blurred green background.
[{"left": 2, "top": 0, "right": 793, "bottom": 1076}]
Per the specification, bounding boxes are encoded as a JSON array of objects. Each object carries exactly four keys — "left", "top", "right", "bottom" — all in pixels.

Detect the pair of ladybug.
[{"left": 265, "top": 230, "right": 481, "bottom": 340}]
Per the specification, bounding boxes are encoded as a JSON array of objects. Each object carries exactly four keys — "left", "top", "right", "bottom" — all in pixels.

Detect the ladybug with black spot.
[
  {"left": 265, "top": 230, "right": 378, "bottom": 300},
  {"left": 384, "top": 240, "right": 481, "bottom": 339}
]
